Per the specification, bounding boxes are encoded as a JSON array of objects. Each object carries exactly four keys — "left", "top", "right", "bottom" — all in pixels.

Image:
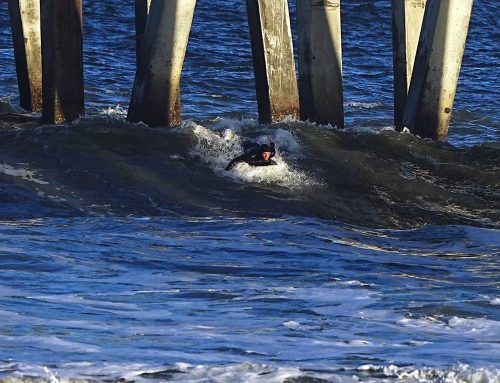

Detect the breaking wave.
[
  {"left": 1, "top": 362, "right": 498, "bottom": 383},
  {"left": 0, "top": 112, "right": 498, "bottom": 228}
]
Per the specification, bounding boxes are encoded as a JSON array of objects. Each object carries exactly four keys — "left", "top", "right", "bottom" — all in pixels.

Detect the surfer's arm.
[
  {"left": 225, "top": 153, "right": 251, "bottom": 170},
  {"left": 247, "top": 159, "right": 277, "bottom": 167}
]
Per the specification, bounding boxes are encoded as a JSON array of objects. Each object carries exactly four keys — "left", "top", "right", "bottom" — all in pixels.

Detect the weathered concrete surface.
[
  {"left": 403, "top": 0, "right": 473, "bottom": 141},
  {"left": 246, "top": 0, "right": 299, "bottom": 124},
  {"left": 297, "top": 0, "right": 344, "bottom": 128},
  {"left": 135, "top": 0, "right": 152, "bottom": 62},
  {"left": 8, "top": 0, "right": 42, "bottom": 112},
  {"left": 41, "top": 0, "right": 84, "bottom": 124},
  {"left": 391, "top": 0, "right": 426, "bottom": 130},
  {"left": 128, "top": 0, "right": 196, "bottom": 127}
]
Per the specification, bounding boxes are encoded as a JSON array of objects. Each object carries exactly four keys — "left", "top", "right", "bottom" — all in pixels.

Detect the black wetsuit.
[{"left": 225, "top": 142, "right": 277, "bottom": 171}]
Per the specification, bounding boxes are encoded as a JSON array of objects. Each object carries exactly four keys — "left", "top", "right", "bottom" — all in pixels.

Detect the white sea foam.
[
  {"left": 98, "top": 104, "right": 128, "bottom": 117},
  {"left": 341, "top": 280, "right": 375, "bottom": 288},
  {"left": 344, "top": 124, "right": 396, "bottom": 135},
  {"left": 1, "top": 362, "right": 311, "bottom": 383},
  {"left": 357, "top": 363, "right": 500, "bottom": 383},
  {"left": 211, "top": 117, "right": 256, "bottom": 132},
  {"left": 26, "top": 293, "right": 139, "bottom": 310},
  {"left": 0, "top": 163, "right": 49, "bottom": 185},
  {"left": 399, "top": 315, "right": 500, "bottom": 340},
  {"left": 490, "top": 297, "right": 500, "bottom": 305},
  {"left": 0, "top": 95, "right": 19, "bottom": 113},
  {"left": 3, "top": 362, "right": 499, "bottom": 383},
  {"left": 161, "top": 363, "right": 302, "bottom": 383},
  {"left": 183, "top": 120, "right": 319, "bottom": 189},
  {"left": 283, "top": 320, "right": 302, "bottom": 330},
  {"left": 283, "top": 285, "right": 380, "bottom": 307},
  {"left": 346, "top": 101, "right": 384, "bottom": 109},
  {"left": 0, "top": 335, "right": 101, "bottom": 353}
]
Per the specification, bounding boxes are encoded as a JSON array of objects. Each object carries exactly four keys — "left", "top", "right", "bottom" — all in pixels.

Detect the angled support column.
[
  {"left": 246, "top": 0, "right": 299, "bottom": 124},
  {"left": 128, "top": 0, "right": 196, "bottom": 127},
  {"left": 297, "top": 0, "right": 344, "bottom": 128},
  {"left": 41, "top": 0, "right": 84, "bottom": 124},
  {"left": 8, "top": 0, "right": 42, "bottom": 112},
  {"left": 402, "top": 0, "right": 474, "bottom": 141},
  {"left": 391, "top": 0, "right": 427, "bottom": 130},
  {"left": 135, "top": 0, "right": 152, "bottom": 62}
]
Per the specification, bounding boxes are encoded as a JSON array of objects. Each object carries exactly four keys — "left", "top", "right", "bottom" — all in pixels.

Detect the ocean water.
[{"left": 0, "top": 1, "right": 499, "bottom": 382}]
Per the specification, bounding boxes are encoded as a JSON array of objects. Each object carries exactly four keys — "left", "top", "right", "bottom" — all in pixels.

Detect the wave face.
[{"left": 0, "top": 113, "right": 498, "bottom": 228}]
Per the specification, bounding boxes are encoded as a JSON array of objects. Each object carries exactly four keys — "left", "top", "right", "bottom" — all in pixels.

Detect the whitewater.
[{"left": 0, "top": 1, "right": 499, "bottom": 382}]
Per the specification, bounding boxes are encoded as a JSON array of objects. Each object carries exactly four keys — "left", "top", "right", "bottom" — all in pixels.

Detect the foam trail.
[
  {"left": 346, "top": 101, "right": 384, "bottom": 108},
  {"left": 98, "top": 105, "right": 128, "bottom": 118},
  {"left": 0, "top": 96, "right": 18, "bottom": 113},
  {"left": 357, "top": 363, "right": 500, "bottom": 383},
  {"left": 3, "top": 362, "right": 500, "bottom": 383},
  {"left": 0, "top": 163, "right": 49, "bottom": 185}
]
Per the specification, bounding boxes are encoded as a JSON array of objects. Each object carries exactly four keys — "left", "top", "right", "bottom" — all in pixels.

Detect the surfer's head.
[
  {"left": 260, "top": 144, "right": 272, "bottom": 161},
  {"left": 261, "top": 151, "right": 272, "bottom": 161}
]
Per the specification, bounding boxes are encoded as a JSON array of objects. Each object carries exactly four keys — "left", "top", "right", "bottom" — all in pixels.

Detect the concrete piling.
[
  {"left": 297, "top": 0, "right": 344, "bottom": 128},
  {"left": 135, "top": 0, "right": 152, "bottom": 62},
  {"left": 8, "top": 0, "right": 42, "bottom": 112},
  {"left": 402, "top": 0, "right": 474, "bottom": 141},
  {"left": 40, "top": 0, "right": 84, "bottom": 124},
  {"left": 128, "top": 0, "right": 196, "bottom": 127},
  {"left": 391, "top": 0, "right": 426, "bottom": 130},
  {"left": 246, "top": 0, "right": 299, "bottom": 124}
]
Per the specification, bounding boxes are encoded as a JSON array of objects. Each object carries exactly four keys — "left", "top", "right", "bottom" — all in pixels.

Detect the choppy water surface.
[
  {"left": 0, "top": 217, "right": 499, "bottom": 382},
  {"left": 0, "top": 0, "right": 499, "bottom": 382}
]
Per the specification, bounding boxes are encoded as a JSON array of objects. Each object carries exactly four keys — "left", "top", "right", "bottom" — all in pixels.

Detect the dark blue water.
[
  {"left": 0, "top": 1, "right": 499, "bottom": 382},
  {"left": 1, "top": 1, "right": 499, "bottom": 143}
]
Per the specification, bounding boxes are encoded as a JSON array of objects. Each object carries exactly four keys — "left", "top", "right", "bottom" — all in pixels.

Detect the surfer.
[{"left": 225, "top": 141, "right": 277, "bottom": 171}]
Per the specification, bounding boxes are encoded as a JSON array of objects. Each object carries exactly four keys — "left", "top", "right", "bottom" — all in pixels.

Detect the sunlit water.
[
  {"left": 1, "top": 217, "right": 499, "bottom": 382},
  {"left": 0, "top": 1, "right": 499, "bottom": 382}
]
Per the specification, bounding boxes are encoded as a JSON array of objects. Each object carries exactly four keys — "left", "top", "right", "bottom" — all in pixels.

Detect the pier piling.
[
  {"left": 297, "top": 0, "right": 344, "bottom": 128},
  {"left": 402, "top": 0, "right": 473, "bottom": 141},
  {"left": 8, "top": 0, "right": 42, "bottom": 112},
  {"left": 391, "top": 0, "right": 426, "bottom": 131},
  {"left": 127, "top": 0, "right": 196, "bottom": 127},
  {"left": 41, "top": 0, "right": 84, "bottom": 124},
  {"left": 246, "top": 0, "right": 299, "bottom": 124},
  {"left": 135, "top": 0, "right": 152, "bottom": 63}
]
